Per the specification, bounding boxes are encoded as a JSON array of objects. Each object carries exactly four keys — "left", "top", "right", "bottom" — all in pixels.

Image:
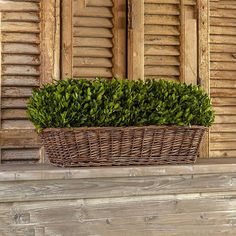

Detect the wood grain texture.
[
  {"left": 209, "top": 0, "right": 236, "bottom": 158},
  {"left": 0, "top": 158, "right": 236, "bottom": 181},
  {"left": 0, "top": 0, "right": 42, "bottom": 164},
  {"left": 112, "top": 0, "right": 127, "bottom": 78},
  {"left": 61, "top": 0, "right": 73, "bottom": 78},
  {"left": 180, "top": 4, "right": 198, "bottom": 85},
  {"left": 128, "top": 0, "right": 144, "bottom": 80},
  {"left": 2, "top": 195, "right": 236, "bottom": 235},
  {"left": 62, "top": 0, "right": 127, "bottom": 79},
  {"left": 144, "top": 0, "right": 181, "bottom": 81},
  {"left": 198, "top": 0, "right": 210, "bottom": 158},
  {"left": 1, "top": 0, "right": 236, "bottom": 166},
  {"left": 1, "top": 161, "right": 236, "bottom": 235},
  {"left": 41, "top": 0, "right": 60, "bottom": 84}
]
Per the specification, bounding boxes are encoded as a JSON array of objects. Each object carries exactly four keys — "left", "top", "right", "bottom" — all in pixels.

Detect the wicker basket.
[{"left": 40, "top": 126, "right": 206, "bottom": 167}]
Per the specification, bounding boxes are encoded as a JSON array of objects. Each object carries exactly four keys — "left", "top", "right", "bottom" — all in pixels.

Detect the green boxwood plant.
[{"left": 27, "top": 78, "right": 215, "bottom": 131}]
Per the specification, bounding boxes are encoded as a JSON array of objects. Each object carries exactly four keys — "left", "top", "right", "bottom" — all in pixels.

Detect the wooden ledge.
[{"left": 0, "top": 158, "right": 236, "bottom": 182}]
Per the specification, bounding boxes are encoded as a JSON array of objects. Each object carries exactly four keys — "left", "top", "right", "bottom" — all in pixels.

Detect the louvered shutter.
[
  {"left": 0, "top": 0, "right": 42, "bottom": 164},
  {"left": 128, "top": 0, "right": 199, "bottom": 84},
  {"left": 210, "top": 0, "right": 236, "bottom": 158},
  {"left": 0, "top": 0, "right": 59, "bottom": 164},
  {"left": 61, "top": 0, "right": 126, "bottom": 79}
]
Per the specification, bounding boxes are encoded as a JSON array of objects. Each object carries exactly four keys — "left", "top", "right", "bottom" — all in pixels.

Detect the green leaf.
[{"left": 27, "top": 78, "right": 215, "bottom": 129}]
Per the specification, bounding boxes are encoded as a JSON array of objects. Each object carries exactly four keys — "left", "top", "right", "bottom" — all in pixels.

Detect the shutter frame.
[
  {"left": 127, "top": 0, "right": 144, "bottom": 80},
  {"left": 41, "top": 0, "right": 60, "bottom": 84},
  {"left": 198, "top": 0, "right": 210, "bottom": 158},
  {"left": 61, "top": 0, "right": 73, "bottom": 78}
]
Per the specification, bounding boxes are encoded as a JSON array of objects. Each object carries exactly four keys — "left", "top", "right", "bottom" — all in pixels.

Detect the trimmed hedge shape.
[{"left": 27, "top": 78, "right": 215, "bottom": 130}]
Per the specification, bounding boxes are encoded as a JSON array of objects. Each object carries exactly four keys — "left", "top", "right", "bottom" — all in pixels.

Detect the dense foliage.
[{"left": 27, "top": 78, "right": 215, "bottom": 130}]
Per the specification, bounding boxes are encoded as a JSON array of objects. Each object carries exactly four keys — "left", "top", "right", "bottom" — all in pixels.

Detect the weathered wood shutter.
[
  {"left": 128, "top": 0, "right": 200, "bottom": 84},
  {"left": 210, "top": 0, "right": 236, "bottom": 158},
  {"left": 0, "top": 0, "right": 42, "bottom": 163},
  {"left": 0, "top": 0, "right": 59, "bottom": 164},
  {"left": 61, "top": 0, "right": 126, "bottom": 79}
]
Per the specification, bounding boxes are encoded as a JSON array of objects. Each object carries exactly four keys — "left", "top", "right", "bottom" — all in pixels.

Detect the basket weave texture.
[{"left": 40, "top": 126, "right": 206, "bottom": 167}]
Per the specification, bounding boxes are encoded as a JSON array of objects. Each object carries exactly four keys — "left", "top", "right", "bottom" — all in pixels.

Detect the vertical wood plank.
[
  {"left": 61, "top": 0, "right": 73, "bottom": 78},
  {"left": 180, "top": 3, "right": 197, "bottom": 85},
  {"left": 40, "top": 0, "right": 60, "bottom": 163},
  {"left": 198, "top": 0, "right": 210, "bottom": 158},
  {"left": 184, "top": 6, "right": 197, "bottom": 85},
  {"left": 185, "top": 19, "right": 197, "bottom": 85},
  {"left": 112, "top": 0, "right": 127, "bottom": 79},
  {"left": 128, "top": 0, "right": 144, "bottom": 80},
  {"left": 179, "top": 0, "right": 185, "bottom": 83},
  {"left": 41, "top": 0, "right": 60, "bottom": 85}
]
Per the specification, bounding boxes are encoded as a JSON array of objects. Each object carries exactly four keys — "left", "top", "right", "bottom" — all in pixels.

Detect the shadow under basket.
[{"left": 40, "top": 126, "right": 207, "bottom": 167}]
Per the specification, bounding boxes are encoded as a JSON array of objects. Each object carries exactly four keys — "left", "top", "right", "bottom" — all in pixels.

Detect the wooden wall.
[
  {"left": 210, "top": 0, "right": 236, "bottom": 158},
  {"left": 1, "top": 160, "right": 236, "bottom": 235}
]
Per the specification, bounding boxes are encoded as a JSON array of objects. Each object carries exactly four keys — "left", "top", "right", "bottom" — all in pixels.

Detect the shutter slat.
[
  {"left": 2, "top": 54, "right": 40, "bottom": 65},
  {"left": 2, "top": 33, "right": 39, "bottom": 43},
  {"left": 73, "top": 37, "right": 113, "bottom": 48},
  {"left": 0, "top": 1, "right": 39, "bottom": 12},
  {"left": 2, "top": 109, "right": 27, "bottom": 120},
  {"left": 74, "top": 17, "right": 113, "bottom": 28},
  {"left": 145, "top": 56, "right": 180, "bottom": 66},
  {"left": 73, "top": 57, "right": 113, "bottom": 68},
  {"left": 1, "top": 76, "right": 39, "bottom": 86}
]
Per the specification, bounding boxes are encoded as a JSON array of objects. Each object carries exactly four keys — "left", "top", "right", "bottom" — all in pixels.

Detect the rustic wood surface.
[
  {"left": 144, "top": 0, "right": 182, "bottom": 81},
  {"left": 61, "top": 0, "right": 73, "bottom": 78},
  {"left": 209, "top": 0, "right": 236, "bottom": 158},
  {"left": 128, "top": 0, "right": 144, "bottom": 80},
  {"left": 62, "top": 0, "right": 126, "bottom": 79},
  {"left": 198, "top": 0, "right": 210, "bottom": 158},
  {"left": 0, "top": 0, "right": 41, "bottom": 164},
  {"left": 1, "top": 159, "right": 236, "bottom": 235},
  {"left": 40, "top": 0, "right": 60, "bottom": 84},
  {"left": 0, "top": 157, "right": 235, "bottom": 181}
]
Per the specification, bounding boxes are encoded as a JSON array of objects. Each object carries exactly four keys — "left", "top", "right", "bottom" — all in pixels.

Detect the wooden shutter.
[
  {"left": 0, "top": 0, "right": 59, "bottom": 164},
  {"left": 210, "top": 0, "right": 236, "bottom": 158},
  {"left": 0, "top": 0, "right": 41, "bottom": 164},
  {"left": 61, "top": 0, "right": 126, "bottom": 79},
  {"left": 128, "top": 0, "right": 199, "bottom": 83}
]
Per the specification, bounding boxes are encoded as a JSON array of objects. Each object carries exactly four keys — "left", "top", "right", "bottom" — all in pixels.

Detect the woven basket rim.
[{"left": 41, "top": 125, "right": 208, "bottom": 133}]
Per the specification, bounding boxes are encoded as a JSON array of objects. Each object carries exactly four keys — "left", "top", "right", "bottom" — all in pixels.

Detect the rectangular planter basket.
[{"left": 40, "top": 126, "right": 206, "bottom": 167}]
